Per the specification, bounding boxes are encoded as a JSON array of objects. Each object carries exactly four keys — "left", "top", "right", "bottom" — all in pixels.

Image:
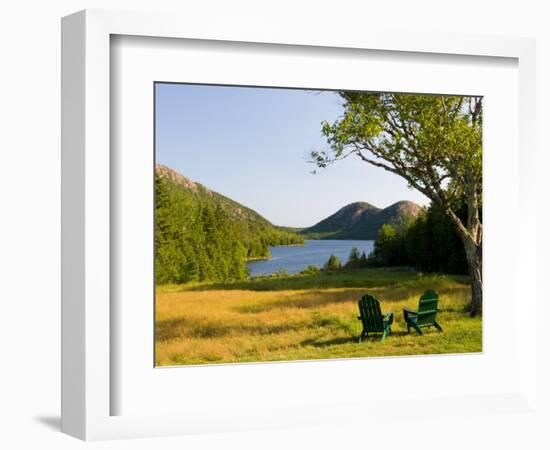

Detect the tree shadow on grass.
[
  {"left": 235, "top": 290, "right": 360, "bottom": 313},
  {"left": 386, "top": 330, "right": 412, "bottom": 338},
  {"left": 301, "top": 336, "right": 357, "bottom": 348},
  {"left": 185, "top": 269, "right": 428, "bottom": 292},
  {"left": 182, "top": 270, "right": 470, "bottom": 293},
  {"left": 233, "top": 285, "right": 467, "bottom": 314},
  {"left": 156, "top": 316, "right": 311, "bottom": 341},
  {"left": 301, "top": 329, "right": 413, "bottom": 348},
  {"left": 302, "top": 317, "right": 449, "bottom": 346}
]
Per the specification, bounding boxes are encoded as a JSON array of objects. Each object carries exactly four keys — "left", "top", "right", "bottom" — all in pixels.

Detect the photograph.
[{"left": 154, "top": 83, "right": 483, "bottom": 366}]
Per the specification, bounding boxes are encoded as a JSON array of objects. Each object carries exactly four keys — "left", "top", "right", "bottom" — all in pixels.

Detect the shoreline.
[
  {"left": 246, "top": 242, "right": 305, "bottom": 263},
  {"left": 246, "top": 256, "right": 270, "bottom": 262}
]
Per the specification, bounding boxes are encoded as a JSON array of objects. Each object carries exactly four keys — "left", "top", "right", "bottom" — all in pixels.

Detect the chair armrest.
[
  {"left": 403, "top": 308, "right": 418, "bottom": 315},
  {"left": 384, "top": 312, "right": 394, "bottom": 325}
]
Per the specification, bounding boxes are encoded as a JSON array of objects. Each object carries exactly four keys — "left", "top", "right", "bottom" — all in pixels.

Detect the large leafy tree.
[{"left": 312, "top": 93, "right": 482, "bottom": 316}]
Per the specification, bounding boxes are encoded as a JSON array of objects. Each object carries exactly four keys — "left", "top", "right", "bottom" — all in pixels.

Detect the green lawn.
[{"left": 156, "top": 268, "right": 482, "bottom": 366}]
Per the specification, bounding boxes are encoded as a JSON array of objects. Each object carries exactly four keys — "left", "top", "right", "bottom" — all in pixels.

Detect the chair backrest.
[
  {"left": 416, "top": 289, "right": 439, "bottom": 326},
  {"left": 358, "top": 294, "right": 384, "bottom": 332}
]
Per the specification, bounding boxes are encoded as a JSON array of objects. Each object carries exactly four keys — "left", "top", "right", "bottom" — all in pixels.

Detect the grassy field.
[{"left": 155, "top": 268, "right": 482, "bottom": 366}]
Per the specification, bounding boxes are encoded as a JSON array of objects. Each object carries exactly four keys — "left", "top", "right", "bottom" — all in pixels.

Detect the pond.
[{"left": 246, "top": 239, "right": 374, "bottom": 277}]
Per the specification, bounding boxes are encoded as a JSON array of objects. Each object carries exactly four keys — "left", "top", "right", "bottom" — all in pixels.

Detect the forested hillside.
[
  {"left": 155, "top": 165, "right": 304, "bottom": 284},
  {"left": 369, "top": 200, "right": 472, "bottom": 274}
]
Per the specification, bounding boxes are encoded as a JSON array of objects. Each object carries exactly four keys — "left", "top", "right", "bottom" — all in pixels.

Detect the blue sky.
[{"left": 155, "top": 83, "right": 429, "bottom": 228}]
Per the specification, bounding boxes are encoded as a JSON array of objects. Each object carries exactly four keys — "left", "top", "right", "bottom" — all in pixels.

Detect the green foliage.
[
  {"left": 372, "top": 224, "right": 407, "bottom": 266},
  {"left": 300, "top": 265, "right": 321, "bottom": 275},
  {"left": 155, "top": 174, "right": 248, "bottom": 284},
  {"left": 360, "top": 251, "right": 368, "bottom": 267},
  {"left": 155, "top": 171, "right": 304, "bottom": 285},
  {"left": 323, "top": 254, "right": 342, "bottom": 271},
  {"left": 313, "top": 93, "right": 482, "bottom": 208},
  {"left": 313, "top": 92, "right": 483, "bottom": 315},
  {"left": 344, "top": 246, "right": 364, "bottom": 269},
  {"left": 370, "top": 202, "right": 469, "bottom": 274},
  {"left": 161, "top": 266, "right": 469, "bottom": 293}
]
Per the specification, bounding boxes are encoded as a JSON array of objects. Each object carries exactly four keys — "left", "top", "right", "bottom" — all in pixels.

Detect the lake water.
[{"left": 246, "top": 239, "right": 374, "bottom": 277}]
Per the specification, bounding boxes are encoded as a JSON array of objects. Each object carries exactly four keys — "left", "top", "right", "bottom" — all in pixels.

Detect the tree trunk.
[
  {"left": 444, "top": 197, "right": 482, "bottom": 316},
  {"left": 464, "top": 238, "right": 482, "bottom": 316}
]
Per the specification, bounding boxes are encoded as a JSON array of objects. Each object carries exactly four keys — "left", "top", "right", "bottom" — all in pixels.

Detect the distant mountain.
[
  {"left": 157, "top": 163, "right": 421, "bottom": 245},
  {"left": 301, "top": 200, "right": 422, "bottom": 240}
]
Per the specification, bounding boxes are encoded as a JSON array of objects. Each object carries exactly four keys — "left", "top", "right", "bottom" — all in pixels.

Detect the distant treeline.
[
  {"left": 369, "top": 201, "right": 472, "bottom": 274},
  {"left": 316, "top": 202, "right": 472, "bottom": 275},
  {"left": 155, "top": 174, "right": 304, "bottom": 284}
]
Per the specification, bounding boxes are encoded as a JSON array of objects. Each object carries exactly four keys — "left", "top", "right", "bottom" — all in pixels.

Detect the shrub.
[
  {"left": 300, "top": 265, "right": 320, "bottom": 275},
  {"left": 323, "top": 254, "right": 342, "bottom": 271},
  {"left": 344, "top": 247, "right": 362, "bottom": 269}
]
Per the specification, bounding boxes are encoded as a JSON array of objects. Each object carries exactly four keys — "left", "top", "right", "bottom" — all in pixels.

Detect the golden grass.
[{"left": 155, "top": 270, "right": 482, "bottom": 366}]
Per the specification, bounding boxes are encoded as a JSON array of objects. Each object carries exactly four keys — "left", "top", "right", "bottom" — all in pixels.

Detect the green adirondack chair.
[
  {"left": 357, "top": 294, "right": 394, "bottom": 342},
  {"left": 403, "top": 289, "right": 443, "bottom": 335}
]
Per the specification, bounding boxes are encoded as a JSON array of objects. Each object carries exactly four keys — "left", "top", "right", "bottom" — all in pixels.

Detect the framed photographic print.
[
  {"left": 153, "top": 82, "right": 482, "bottom": 367},
  {"left": 62, "top": 9, "right": 538, "bottom": 441}
]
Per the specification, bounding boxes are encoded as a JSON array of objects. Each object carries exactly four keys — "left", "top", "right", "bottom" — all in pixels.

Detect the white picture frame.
[{"left": 61, "top": 9, "right": 538, "bottom": 441}]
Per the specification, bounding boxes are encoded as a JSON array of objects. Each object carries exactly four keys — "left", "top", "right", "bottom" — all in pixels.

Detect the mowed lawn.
[{"left": 155, "top": 269, "right": 482, "bottom": 366}]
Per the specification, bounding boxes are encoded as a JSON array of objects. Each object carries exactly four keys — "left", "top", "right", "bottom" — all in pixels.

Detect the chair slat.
[
  {"left": 357, "top": 294, "right": 393, "bottom": 341},
  {"left": 403, "top": 289, "right": 443, "bottom": 333}
]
